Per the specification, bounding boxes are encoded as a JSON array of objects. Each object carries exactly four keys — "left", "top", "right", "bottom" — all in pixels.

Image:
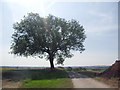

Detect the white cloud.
[
  {"left": 85, "top": 24, "right": 118, "bottom": 33},
  {"left": 88, "top": 10, "right": 113, "bottom": 23},
  {"left": 84, "top": 10, "right": 118, "bottom": 36}
]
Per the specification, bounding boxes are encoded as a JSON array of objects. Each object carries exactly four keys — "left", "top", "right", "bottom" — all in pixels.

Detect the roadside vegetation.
[{"left": 2, "top": 67, "right": 73, "bottom": 88}]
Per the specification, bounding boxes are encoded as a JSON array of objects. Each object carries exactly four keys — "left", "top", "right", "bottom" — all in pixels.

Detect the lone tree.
[{"left": 11, "top": 13, "right": 86, "bottom": 69}]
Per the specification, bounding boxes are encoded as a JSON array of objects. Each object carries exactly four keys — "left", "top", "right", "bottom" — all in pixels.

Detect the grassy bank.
[{"left": 2, "top": 68, "right": 73, "bottom": 88}]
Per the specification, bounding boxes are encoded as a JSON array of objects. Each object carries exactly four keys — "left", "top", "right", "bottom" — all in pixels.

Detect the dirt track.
[{"left": 67, "top": 71, "right": 111, "bottom": 88}]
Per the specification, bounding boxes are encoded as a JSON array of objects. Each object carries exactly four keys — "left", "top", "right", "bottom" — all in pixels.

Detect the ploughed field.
[{"left": 2, "top": 68, "right": 73, "bottom": 88}]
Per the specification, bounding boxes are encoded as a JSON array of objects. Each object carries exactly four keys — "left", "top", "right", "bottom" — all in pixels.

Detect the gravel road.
[{"left": 67, "top": 71, "right": 111, "bottom": 88}]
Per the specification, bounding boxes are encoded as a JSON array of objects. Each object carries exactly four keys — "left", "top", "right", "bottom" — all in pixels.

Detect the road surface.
[{"left": 67, "top": 71, "right": 111, "bottom": 88}]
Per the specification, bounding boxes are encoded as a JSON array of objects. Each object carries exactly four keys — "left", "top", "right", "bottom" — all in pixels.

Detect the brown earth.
[
  {"left": 100, "top": 60, "right": 120, "bottom": 87},
  {"left": 100, "top": 60, "right": 120, "bottom": 79},
  {"left": 2, "top": 79, "right": 21, "bottom": 88}
]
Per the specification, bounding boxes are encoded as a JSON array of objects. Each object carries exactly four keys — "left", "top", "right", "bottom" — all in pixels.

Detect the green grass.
[
  {"left": 22, "top": 78, "right": 72, "bottom": 88},
  {"left": 2, "top": 68, "right": 73, "bottom": 88},
  {"left": 21, "top": 69, "right": 73, "bottom": 88}
]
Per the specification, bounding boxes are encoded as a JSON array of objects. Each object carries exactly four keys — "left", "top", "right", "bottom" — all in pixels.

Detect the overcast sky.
[{"left": 0, "top": 0, "right": 118, "bottom": 67}]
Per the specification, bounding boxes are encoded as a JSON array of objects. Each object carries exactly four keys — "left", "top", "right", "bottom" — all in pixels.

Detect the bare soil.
[
  {"left": 100, "top": 60, "right": 120, "bottom": 79},
  {"left": 100, "top": 60, "right": 120, "bottom": 87},
  {"left": 2, "top": 79, "right": 21, "bottom": 88}
]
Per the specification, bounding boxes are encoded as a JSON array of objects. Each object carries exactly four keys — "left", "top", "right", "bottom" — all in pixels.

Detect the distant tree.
[{"left": 10, "top": 13, "right": 86, "bottom": 69}]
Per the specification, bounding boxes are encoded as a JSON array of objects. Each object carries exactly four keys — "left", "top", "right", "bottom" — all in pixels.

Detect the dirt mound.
[{"left": 100, "top": 60, "right": 120, "bottom": 79}]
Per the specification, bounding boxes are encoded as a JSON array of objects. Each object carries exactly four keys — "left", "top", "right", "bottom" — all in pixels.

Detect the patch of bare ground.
[
  {"left": 99, "top": 60, "right": 120, "bottom": 88},
  {"left": 2, "top": 79, "right": 21, "bottom": 88},
  {"left": 100, "top": 60, "right": 120, "bottom": 78},
  {"left": 2, "top": 69, "right": 28, "bottom": 88}
]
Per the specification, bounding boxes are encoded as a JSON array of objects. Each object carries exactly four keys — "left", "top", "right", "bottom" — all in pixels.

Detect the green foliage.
[{"left": 11, "top": 13, "right": 86, "bottom": 66}]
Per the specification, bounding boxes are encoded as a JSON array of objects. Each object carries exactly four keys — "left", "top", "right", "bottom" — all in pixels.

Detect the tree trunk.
[
  {"left": 49, "top": 53, "right": 55, "bottom": 70},
  {"left": 50, "top": 59, "right": 54, "bottom": 69}
]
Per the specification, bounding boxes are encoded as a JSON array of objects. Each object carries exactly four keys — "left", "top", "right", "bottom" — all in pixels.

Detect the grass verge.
[
  {"left": 22, "top": 78, "right": 72, "bottom": 88},
  {"left": 2, "top": 68, "right": 73, "bottom": 88},
  {"left": 21, "top": 69, "right": 73, "bottom": 88}
]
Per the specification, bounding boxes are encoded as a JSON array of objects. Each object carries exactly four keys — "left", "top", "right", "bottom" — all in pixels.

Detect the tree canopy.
[{"left": 11, "top": 13, "right": 86, "bottom": 69}]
